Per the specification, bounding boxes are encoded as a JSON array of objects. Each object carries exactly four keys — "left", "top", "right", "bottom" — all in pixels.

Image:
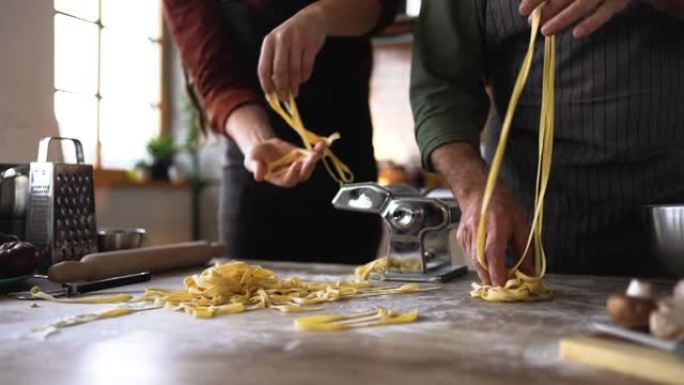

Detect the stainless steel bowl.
[
  {"left": 645, "top": 205, "right": 684, "bottom": 277},
  {"left": 0, "top": 165, "right": 29, "bottom": 218},
  {"left": 97, "top": 228, "right": 146, "bottom": 252}
]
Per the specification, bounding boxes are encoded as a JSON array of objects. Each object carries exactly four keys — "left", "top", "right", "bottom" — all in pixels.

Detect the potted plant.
[
  {"left": 128, "top": 159, "right": 151, "bottom": 183},
  {"left": 146, "top": 136, "right": 176, "bottom": 180}
]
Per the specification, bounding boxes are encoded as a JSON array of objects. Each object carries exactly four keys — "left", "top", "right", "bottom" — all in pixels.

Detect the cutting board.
[{"left": 560, "top": 335, "right": 684, "bottom": 385}]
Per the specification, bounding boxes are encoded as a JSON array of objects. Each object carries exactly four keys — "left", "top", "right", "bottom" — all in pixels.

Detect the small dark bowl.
[{"left": 97, "top": 228, "right": 146, "bottom": 252}]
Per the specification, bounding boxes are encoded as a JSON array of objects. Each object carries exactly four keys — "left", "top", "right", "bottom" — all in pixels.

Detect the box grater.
[{"left": 25, "top": 137, "right": 97, "bottom": 273}]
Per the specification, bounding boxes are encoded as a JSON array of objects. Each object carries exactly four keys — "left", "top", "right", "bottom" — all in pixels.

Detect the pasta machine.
[{"left": 332, "top": 183, "right": 467, "bottom": 282}]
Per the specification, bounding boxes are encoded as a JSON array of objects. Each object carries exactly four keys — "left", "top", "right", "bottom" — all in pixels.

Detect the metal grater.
[{"left": 26, "top": 137, "right": 97, "bottom": 273}]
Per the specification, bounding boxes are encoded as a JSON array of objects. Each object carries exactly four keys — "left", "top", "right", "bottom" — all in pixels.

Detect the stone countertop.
[{"left": 0, "top": 261, "right": 667, "bottom": 385}]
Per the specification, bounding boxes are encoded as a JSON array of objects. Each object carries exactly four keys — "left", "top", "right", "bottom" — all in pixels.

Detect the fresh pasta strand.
[
  {"left": 295, "top": 308, "right": 419, "bottom": 331},
  {"left": 355, "top": 257, "right": 387, "bottom": 281},
  {"left": 263, "top": 148, "right": 309, "bottom": 178},
  {"left": 472, "top": 6, "right": 554, "bottom": 302},
  {"left": 354, "top": 256, "right": 425, "bottom": 281},
  {"left": 26, "top": 286, "right": 134, "bottom": 304},
  {"left": 265, "top": 94, "right": 354, "bottom": 184},
  {"left": 31, "top": 304, "right": 158, "bottom": 339}
]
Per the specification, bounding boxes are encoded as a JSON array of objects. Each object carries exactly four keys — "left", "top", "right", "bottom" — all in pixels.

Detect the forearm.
[
  {"left": 410, "top": 0, "right": 489, "bottom": 170},
  {"left": 163, "top": 0, "right": 259, "bottom": 135},
  {"left": 224, "top": 104, "right": 275, "bottom": 155},
  {"left": 431, "top": 142, "right": 489, "bottom": 204},
  {"left": 304, "top": 0, "right": 385, "bottom": 36}
]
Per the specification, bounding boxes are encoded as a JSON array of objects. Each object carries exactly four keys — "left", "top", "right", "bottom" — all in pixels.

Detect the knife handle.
[{"left": 71, "top": 272, "right": 151, "bottom": 295}]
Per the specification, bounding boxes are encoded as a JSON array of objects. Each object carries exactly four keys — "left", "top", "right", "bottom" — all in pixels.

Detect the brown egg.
[{"left": 607, "top": 294, "right": 656, "bottom": 330}]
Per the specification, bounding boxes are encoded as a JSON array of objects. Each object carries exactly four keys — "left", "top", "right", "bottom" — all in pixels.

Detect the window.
[
  {"left": 404, "top": 0, "right": 421, "bottom": 16},
  {"left": 54, "top": 0, "right": 163, "bottom": 169}
]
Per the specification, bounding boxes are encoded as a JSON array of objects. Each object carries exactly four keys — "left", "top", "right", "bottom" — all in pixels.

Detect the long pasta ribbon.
[
  {"left": 265, "top": 94, "right": 354, "bottom": 184},
  {"left": 295, "top": 308, "right": 419, "bottom": 331},
  {"left": 472, "top": 6, "right": 555, "bottom": 302}
]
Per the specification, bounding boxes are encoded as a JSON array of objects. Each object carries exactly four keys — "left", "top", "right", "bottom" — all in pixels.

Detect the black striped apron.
[
  {"left": 217, "top": 0, "right": 381, "bottom": 264},
  {"left": 483, "top": 1, "right": 684, "bottom": 276}
]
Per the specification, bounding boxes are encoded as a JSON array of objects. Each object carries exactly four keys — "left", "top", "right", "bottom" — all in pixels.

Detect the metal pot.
[
  {"left": 97, "top": 228, "right": 146, "bottom": 252},
  {"left": 645, "top": 204, "right": 684, "bottom": 277},
  {"left": 0, "top": 165, "right": 29, "bottom": 219}
]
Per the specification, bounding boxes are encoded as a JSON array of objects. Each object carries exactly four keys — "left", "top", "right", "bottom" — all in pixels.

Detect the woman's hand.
[
  {"left": 519, "top": 0, "right": 630, "bottom": 38},
  {"left": 244, "top": 140, "right": 325, "bottom": 188},
  {"left": 258, "top": 6, "right": 327, "bottom": 100},
  {"left": 225, "top": 103, "right": 325, "bottom": 188}
]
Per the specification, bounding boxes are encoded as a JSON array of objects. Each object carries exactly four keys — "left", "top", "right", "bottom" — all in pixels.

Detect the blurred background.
[{"left": 0, "top": 0, "right": 431, "bottom": 246}]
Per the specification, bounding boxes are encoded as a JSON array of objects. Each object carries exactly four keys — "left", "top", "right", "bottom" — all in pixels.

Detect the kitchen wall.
[
  {"left": 370, "top": 35, "right": 420, "bottom": 166},
  {"left": 0, "top": 0, "right": 193, "bottom": 246},
  {"left": 95, "top": 187, "right": 193, "bottom": 246},
  {"left": 0, "top": 0, "right": 61, "bottom": 162}
]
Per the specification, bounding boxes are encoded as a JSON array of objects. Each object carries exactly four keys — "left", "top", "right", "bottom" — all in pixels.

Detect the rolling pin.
[{"left": 47, "top": 241, "right": 226, "bottom": 283}]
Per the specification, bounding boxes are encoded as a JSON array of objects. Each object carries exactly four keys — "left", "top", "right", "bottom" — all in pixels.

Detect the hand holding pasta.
[
  {"left": 456, "top": 181, "right": 534, "bottom": 287},
  {"left": 244, "top": 137, "right": 324, "bottom": 188},
  {"left": 265, "top": 94, "right": 354, "bottom": 184},
  {"left": 258, "top": 6, "right": 327, "bottom": 100},
  {"left": 471, "top": 5, "right": 554, "bottom": 302},
  {"left": 519, "top": 0, "right": 630, "bottom": 38}
]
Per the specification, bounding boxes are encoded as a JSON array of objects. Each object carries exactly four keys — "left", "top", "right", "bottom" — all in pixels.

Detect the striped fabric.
[{"left": 482, "top": 1, "right": 684, "bottom": 276}]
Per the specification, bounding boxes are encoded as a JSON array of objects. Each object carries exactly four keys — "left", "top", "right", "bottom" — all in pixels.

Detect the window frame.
[{"left": 53, "top": 0, "right": 169, "bottom": 171}]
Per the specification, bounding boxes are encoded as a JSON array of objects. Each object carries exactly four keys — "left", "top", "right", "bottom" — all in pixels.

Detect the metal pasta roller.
[{"left": 333, "top": 183, "right": 467, "bottom": 282}]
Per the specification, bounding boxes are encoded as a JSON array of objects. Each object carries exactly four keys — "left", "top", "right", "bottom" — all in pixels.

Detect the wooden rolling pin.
[{"left": 47, "top": 241, "right": 226, "bottom": 283}]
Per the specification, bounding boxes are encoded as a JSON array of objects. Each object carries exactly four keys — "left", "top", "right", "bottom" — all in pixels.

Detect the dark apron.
[
  {"left": 218, "top": 0, "right": 381, "bottom": 264},
  {"left": 483, "top": 1, "right": 684, "bottom": 276}
]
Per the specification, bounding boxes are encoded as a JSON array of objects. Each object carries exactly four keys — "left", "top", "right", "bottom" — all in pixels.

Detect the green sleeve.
[{"left": 410, "top": 0, "right": 489, "bottom": 170}]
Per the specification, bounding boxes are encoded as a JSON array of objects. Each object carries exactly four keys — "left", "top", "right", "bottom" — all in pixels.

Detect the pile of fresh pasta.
[
  {"left": 137, "top": 261, "right": 425, "bottom": 318},
  {"left": 22, "top": 260, "right": 430, "bottom": 336}
]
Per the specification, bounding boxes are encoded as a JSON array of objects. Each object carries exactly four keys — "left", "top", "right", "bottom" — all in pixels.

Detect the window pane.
[
  {"left": 54, "top": 91, "right": 98, "bottom": 165},
  {"left": 54, "top": 14, "right": 99, "bottom": 94},
  {"left": 100, "top": 98, "right": 159, "bottom": 169},
  {"left": 101, "top": 0, "right": 161, "bottom": 39},
  {"left": 54, "top": 0, "right": 99, "bottom": 22},
  {"left": 405, "top": 0, "right": 421, "bottom": 16},
  {"left": 101, "top": 28, "right": 161, "bottom": 103}
]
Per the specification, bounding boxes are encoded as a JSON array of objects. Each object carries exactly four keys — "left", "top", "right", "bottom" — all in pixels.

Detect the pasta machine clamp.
[{"left": 332, "top": 183, "right": 467, "bottom": 282}]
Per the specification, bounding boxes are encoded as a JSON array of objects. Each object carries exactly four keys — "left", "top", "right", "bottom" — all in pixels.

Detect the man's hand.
[
  {"left": 431, "top": 143, "right": 534, "bottom": 286},
  {"left": 258, "top": 6, "right": 327, "bottom": 100},
  {"left": 457, "top": 181, "right": 533, "bottom": 286},
  {"left": 519, "top": 0, "right": 630, "bottom": 38},
  {"left": 244, "top": 140, "right": 325, "bottom": 188}
]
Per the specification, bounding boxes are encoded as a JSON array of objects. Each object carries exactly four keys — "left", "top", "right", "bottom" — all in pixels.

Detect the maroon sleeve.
[{"left": 163, "top": 0, "right": 261, "bottom": 136}]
